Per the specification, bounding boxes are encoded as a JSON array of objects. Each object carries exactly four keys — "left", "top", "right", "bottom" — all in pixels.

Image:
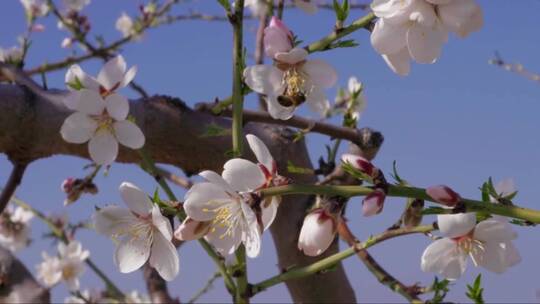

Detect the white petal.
[
  {"left": 65, "top": 64, "right": 100, "bottom": 91},
  {"left": 306, "top": 86, "right": 330, "bottom": 117},
  {"left": 382, "top": 47, "right": 411, "bottom": 76},
  {"left": 183, "top": 183, "right": 232, "bottom": 221},
  {"left": 370, "top": 19, "right": 408, "bottom": 55},
  {"left": 264, "top": 18, "right": 293, "bottom": 58},
  {"left": 298, "top": 211, "right": 335, "bottom": 257},
  {"left": 205, "top": 221, "right": 243, "bottom": 256},
  {"left": 275, "top": 48, "right": 309, "bottom": 65},
  {"left": 240, "top": 202, "right": 261, "bottom": 258},
  {"left": 437, "top": 213, "right": 476, "bottom": 238},
  {"left": 151, "top": 205, "right": 173, "bottom": 240},
  {"left": 371, "top": 0, "right": 413, "bottom": 23},
  {"left": 105, "top": 93, "right": 129, "bottom": 121},
  {"left": 501, "top": 242, "right": 521, "bottom": 268},
  {"left": 408, "top": 0, "right": 437, "bottom": 27},
  {"left": 456, "top": 6, "right": 483, "bottom": 38},
  {"left": 120, "top": 66, "right": 137, "bottom": 88},
  {"left": 63, "top": 91, "right": 81, "bottom": 110},
  {"left": 473, "top": 219, "right": 517, "bottom": 242},
  {"left": 406, "top": 23, "right": 447, "bottom": 64},
  {"left": 243, "top": 65, "right": 284, "bottom": 95},
  {"left": 92, "top": 205, "right": 137, "bottom": 237},
  {"left": 246, "top": 134, "right": 274, "bottom": 172},
  {"left": 75, "top": 89, "right": 105, "bottom": 116},
  {"left": 61, "top": 112, "right": 97, "bottom": 144},
  {"left": 302, "top": 59, "right": 337, "bottom": 88},
  {"left": 113, "top": 120, "right": 145, "bottom": 149},
  {"left": 98, "top": 55, "right": 127, "bottom": 91},
  {"left": 438, "top": 0, "right": 478, "bottom": 33},
  {"left": 494, "top": 178, "right": 516, "bottom": 199},
  {"left": 261, "top": 197, "right": 279, "bottom": 231},
  {"left": 114, "top": 234, "right": 151, "bottom": 273},
  {"left": 421, "top": 238, "right": 467, "bottom": 280},
  {"left": 149, "top": 229, "right": 179, "bottom": 281},
  {"left": 88, "top": 130, "right": 119, "bottom": 165},
  {"left": 174, "top": 217, "right": 210, "bottom": 241},
  {"left": 293, "top": 0, "right": 317, "bottom": 14},
  {"left": 199, "top": 170, "right": 235, "bottom": 193},
  {"left": 471, "top": 241, "right": 508, "bottom": 274},
  {"left": 119, "top": 182, "right": 153, "bottom": 216},
  {"left": 266, "top": 94, "right": 295, "bottom": 120},
  {"left": 222, "top": 159, "right": 266, "bottom": 192}
]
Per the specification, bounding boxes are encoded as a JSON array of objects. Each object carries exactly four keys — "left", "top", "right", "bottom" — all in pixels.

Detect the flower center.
[
  {"left": 453, "top": 230, "right": 485, "bottom": 266},
  {"left": 92, "top": 113, "right": 115, "bottom": 133},
  {"left": 203, "top": 201, "right": 242, "bottom": 240},
  {"left": 277, "top": 68, "right": 308, "bottom": 107},
  {"left": 62, "top": 262, "right": 78, "bottom": 280}
]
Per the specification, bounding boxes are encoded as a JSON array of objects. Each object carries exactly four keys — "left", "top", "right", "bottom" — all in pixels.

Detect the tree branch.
[
  {"left": 0, "top": 163, "right": 27, "bottom": 214},
  {"left": 143, "top": 265, "right": 179, "bottom": 304}
]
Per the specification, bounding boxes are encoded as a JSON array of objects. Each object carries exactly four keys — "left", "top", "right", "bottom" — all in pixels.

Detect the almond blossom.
[
  {"left": 370, "top": 0, "right": 483, "bottom": 75},
  {"left": 421, "top": 213, "right": 521, "bottom": 280},
  {"left": 333, "top": 77, "right": 366, "bottom": 121},
  {"left": 244, "top": 0, "right": 317, "bottom": 17},
  {"left": 63, "top": 0, "right": 91, "bottom": 12},
  {"left": 20, "top": 0, "right": 49, "bottom": 19},
  {"left": 92, "top": 182, "right": 179, "bottom": 281},
  {"left": 0, "top": 46, "right": 23, "bottom": 64},
  {"left": 244, "top": 17, "right": 337, "bottom": 120},
  {"left": 116, "top": 13, "right": 136, "bottom": 38},
  {"left": 298, "top": 208, "right": 336, "bottom": 256},
  {"left": 0, "top": 205, "right": 33, "bottom": 252},
  {"left": 36, "top": 240, "right": 90, "bottom": 291},
  {"left": 60, "top": 56, "right": 144, "bottom": 165}
]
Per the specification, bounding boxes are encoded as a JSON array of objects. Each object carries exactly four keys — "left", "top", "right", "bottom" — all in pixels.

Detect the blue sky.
[{"left": 1, "top": 0, "right": 540, "bottom": 302}]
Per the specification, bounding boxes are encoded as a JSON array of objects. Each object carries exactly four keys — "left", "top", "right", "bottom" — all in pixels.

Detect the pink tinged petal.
[
  {"left": 264, "top": 17, "right": 293, "bottom": 58},
  {"left": 243, "top": 65, "right": 284, "bottom": 95},
  {"left": 341, "top": 153, "right": 376, "bottom": 178},
  {"left": 149, "top": 228, "right": 179, "bottom": 281},
  {"left": 426, "top": 185, "right": 461, "bottom": 206},
  {"left": 382, "top": 47, "right": 411, "bottom": 76},
  {"left": 76, "top": 89, "right": 105, "bottom": 115},
  {"left": 371, "top": 0, "right": 413, "bottom": 22},
  {"left": 275, "top": 47, "right": 309, "bottom": 65},
  {"left": 120, "top": 66, "right": 137, "bottom": 88},
  {"left": 362, "top": 189, "right": 386, "bottom": 216},
  {"left": 151, "top": 205, "right": 173, "bottom": 240},
  {"left": 437, "top": 213, "right": 476, "bottom": 238},
  {"left": 114, "top": 234, "right": 152, "bottom": 273},
  {"left": 240, "top": 202, "right": 262, "bottom": 258},
  {"left": 98, "top": 55, "right": 127, "bottom": 91},
  {"left": 473, "top": 219, "right": 517, "bottom": 243},
  {"left": 421, "top": 237, "right": 467, "bottom": 280},
  {"left": 105, "top": 93, "right": 129, "bottom": 121},
  {"left": 298, "top": 210, "right": 335, "bottom": 256},
  {"left": 302, "top": 59, "right": 337, "bottom": 88},
  {"left": 261, "top": 197, "right": 279, "bottom": 231},
  {"left": 174, "top": 217, "right": 210, "bottom": 241},
  {"left": 113, "top": 120, "right": 145, "bottom": 149},
  {"left": 183, "top": 182, "right": 231, "bottom": 221},
  {"left": 370, "top": 19, "right": 408, "bottom": 55},
  {"left": 266, "top": 95, "right": 295, "bottom": 120},
  {"left": 88, "top": 130, "right": 118, "bottom": 165},
  {"left": 471, "top": 241, "right": 509, "bottom": 274},
  {"left": 199, "top": 170, "right": 235, "bottom": 193},
  {"left": 246, "top": 134, "right": 274, "bottom": 172},
  {"left": 119, "top": 182, "right": 154, "bottom": 216},
  {"left": 293, "top": 0, "right": 317, "bottom": 14},
  {"left": 61, "top": 112, "right": 98, "bottom": 144},
  {"left": 406, "top": 23, "right": 447, "bottom": 64},
  {"left": 64, "top": 91, "right": 80, "bottom": 110},
  {"left": 305, "top": 86, "right": 330, "bottom": 117},
  {"left": 65, "top": 64, "right": 100, "bottom": 91},
  {"left": 92, "top": 205, "right": 137, "bottom": 237},
  {"left": 222, "top": 158, "right": 266, "bottom": 192}
]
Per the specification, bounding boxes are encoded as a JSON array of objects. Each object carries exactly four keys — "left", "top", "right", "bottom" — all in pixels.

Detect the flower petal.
[
  {"left": 275, "top": 47, "right": 308, "bottom": 65},
  {"left": 120, "top": 66, "right": 137, "bottom": 88},
  {"left": 240, "top": 202, "right": 261, "bottom": 258},
  {"left": 473, "top": 219, "right": 517, "bottom": 243},
  {"left": 406, "top": 23, "right": 447, "bottom": 64},
  {"left": 114, "top": 234, "right": 151, "bottom": 274},
  {"left": 88, "top": 130, "right": 119, "bottom": 165},
  {"left": 471, "top": 241, "right": 509, "bottom": 274},
  {"left": 98, "top": 55, "right": 127, "bottom": 91},
  {"left": 261, "top": 197, "right": 279, "bottom": 231},
  {"left": 437, "top": 213, "right": 476, "bottom": 238},
  {"left": 222, "top": 158, "right": 266, "bottom": 192},
  {"left": 174, "top": 217, "right": 210, "bottom": 241},
  {"left": 243, "top": 65, "right": 284, "bottom": 95},
  {"left": 205, "top": 221, "right": 242, "bottom": 256},
  {"left": 370, "top": 19, "right": 408, "bottom": 55},
  {"left": 105, "top": 93, "right": 129, "bottom": 121},
  {"left": 61, "top": 112, "right": 98, "bottom": 144},
  {"left": 266, "top": 94, "right": 295, "bottom": 120},
  {"left": 199, "top": 170, "right": 235, "bottom": 193},
  {"left": 152, "top": 205, "right": 173, "bottom": 240},
  {"left": 65, "top": 64, "right": 100, "bottom": 91},
  {"left": 302, "top": 59, "right": 337, "bottom": 88},
  {"left": 382, "top": 47, "right": 411, "bottom": 76},
  {"left": 149, "top": 228, "right": 179, "bottom": 281},
  {"left": 246, "top": 134, "right": 274, "bottom": 173},
  {"left": 76, "top": 89, "right": 105, "bottom": 116},
  {"left": 501, "top": 241, "right": 521, "bottom": 268},
  {"left": 184, "top": 182, "right": 232, "bottom": 221},
  {"left": 421, "top": 237, "right": 467, "bottom": 280},
  {"left": 92, "top": 205, "right": 137, "bottom": 237},
  {"left": 306, "top": 86, "right": 330, "bottom": 117},
  {"left": 119, "top": 182, "right": 154, "bottom": 215},
  {"left": 264, "top": 17, "right": 293, "bottom": 58},
  {"left": 298, "top": 211, "right": 335, "bottom": 257},
  {"left": 113, "top": 120, "right": 145, "bottom": 149},
  {"left": 63, "top": 91, "right": 80, "bottom": 110}
]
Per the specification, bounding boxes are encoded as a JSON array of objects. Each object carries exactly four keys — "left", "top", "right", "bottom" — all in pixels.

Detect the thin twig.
[
  {"left": 188, "top": 271, "right": 221, "bottom": 303},
  {"left": 490, "top": 52, "right": 540, "bottom": 84},
  {"left": 0, "top": 163, "right": 27, "bottom": 214}
]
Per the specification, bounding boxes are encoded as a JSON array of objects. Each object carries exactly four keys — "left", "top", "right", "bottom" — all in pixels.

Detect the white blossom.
[
  {"left": 116, "top": 13, "right": 136, "bottom": 38},
  {"left": 63, "top": 0, "right": 91, "bottom": 12},
  {"left": 0, "top": 47, "right": 23, "bottom": 64},
  {"left": 92, "top": 182, "right": 179, "bottom": 281},
  {"left": 60, "top": 56, "right": 144, "bottom": 165},
  {"left": 20, "top": 0, "right": 49, "bottom": 18},
  {"left": 0, "top": 205, "right": 33, "bottom": 252},
  {"left": 421, "top": 213, "right": 521, "bottom": 280},
  {"left": 298, "top": 209, "right": 336, "bottom": 256},
  {"left": 243, "top": 17, "right": 337, "bottom": 120}
]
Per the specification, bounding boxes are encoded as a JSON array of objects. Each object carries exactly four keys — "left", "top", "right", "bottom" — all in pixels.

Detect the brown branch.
[
  {"left": 0, "top": 163, "right": 28, "bottom": 214},
  {"left": 143, "top": 265, "right": 180, "bottom": 304},
  {"left": 155, "top": 166, "right": 193, "bottom": 189},
  {"left": 490, "top": 53, "right": 540, "bottom": 84}
]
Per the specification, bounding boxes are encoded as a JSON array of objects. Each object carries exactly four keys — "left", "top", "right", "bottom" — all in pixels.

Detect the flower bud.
[
  {"left": 174, "top": 217, "right": 211, "bottom": 241},
  {"left": 362, "top": 189, "right": 386, "bottom": 216},
  {"left": 426, "top": 185, "right": 461, "bottom": 207},
  {"left": 61, "top": 178, "right": 75, "bottom": 193},
  {"left": 264, "top": 17, "right": 293, "bottom": 59},
  {"left": 341, "top": 153, "right": 376, "bottom": 178},
  {"left": 298, "top": 209, "right": 336, "bottom": 257}
]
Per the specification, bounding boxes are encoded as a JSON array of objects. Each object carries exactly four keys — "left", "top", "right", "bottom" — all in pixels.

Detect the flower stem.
[{"left": 231, "top": 0, "right": 245, "bottom": 158}]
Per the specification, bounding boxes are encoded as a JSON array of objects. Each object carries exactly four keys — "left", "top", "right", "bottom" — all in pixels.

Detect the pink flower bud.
[
  {"left": 341, "top": 153, "right": 376, "bottom": 178},
  {"left": 61, "top": 178, "right": 75, "bottom": 193},
  {"left": 264, "top": 17, "right": 293, "bottom": 59},
  {"left": 426, "top": 185, "right": 461, "bottom": 207},
  {"left": 362, "top": 189, "right": 385, "bottom": 216},
  {"left": 298, "top": 209, "right": 336, "bottom": 256},
  {"left": 174, "top": 217, "right": 210, "bottom": 241}
]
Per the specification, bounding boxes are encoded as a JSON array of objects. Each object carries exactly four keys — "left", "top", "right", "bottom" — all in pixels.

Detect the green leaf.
[
  {"left": 428, "top": 277, "right": 451, "bottom": 304},
  {"left": 466, "top": 274, "right": 485, "bottom": 304},
  {"left": 200, "top": 123, "right": 231, "bottom": 138}
]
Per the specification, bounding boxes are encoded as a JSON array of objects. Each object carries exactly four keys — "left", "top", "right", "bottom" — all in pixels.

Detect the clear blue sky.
[{"left": 1, "top": 0, "right": 539, "bottom": 302}]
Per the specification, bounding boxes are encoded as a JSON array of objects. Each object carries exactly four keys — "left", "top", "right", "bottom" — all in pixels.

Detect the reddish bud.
[
  {"left": 426, "top": 185, "right": 461, "bottom": 207},
  {"left": 362, "top": 189, "right": 386, "bottom": 216},
  {"left": 341, "top": 153, "right": 377, "bottom": 178},
  {"left": 61, "top": 178, "right": 75, "bottom": 193}
]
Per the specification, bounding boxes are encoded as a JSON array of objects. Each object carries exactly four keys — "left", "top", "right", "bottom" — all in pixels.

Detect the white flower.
[
  {"left": 37, "top": 240, "right": 90, "bottom": 291},
  {"left": 298, "top": 209, "right": 336, "bottom": 256},
  {"left": 421, "top": 213, "right": 521, "bottom": 280},
  {"left": 244, "top": 17, "right": 337, "bottom": 120},
  {"left": 61, "top": 56, "right": 144, "bottom": 165},
  {"left": 116, "top": 13, "right": 136, "bottom": 38},
  {"left": 370, "top": 0, "right": 483, "bottom": 75},
  {"left": 20, "top": 0, "right": 49, "bottom": 18},
  {"left": 125, "top": 290, "right": 151, "bottom": 303},
  {"left": 63, "top": 0, "right": 91, "bottom": 12},
  {"left": 492, "top": 178, "right": 516, "bottom": 201},
  {"left": 0, "top": 47, "right": 23, "bottom": 64},
  {"left": 92, "top": 182, "right": 179, "bottom": 281},
  {"left": 0, "top": 205, "right": 33, "bottom": 252}
]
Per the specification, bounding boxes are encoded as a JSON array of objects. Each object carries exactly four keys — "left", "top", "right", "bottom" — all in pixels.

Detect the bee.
[{"left": 277, "top": 92, "right": 306, "bottom": 107}]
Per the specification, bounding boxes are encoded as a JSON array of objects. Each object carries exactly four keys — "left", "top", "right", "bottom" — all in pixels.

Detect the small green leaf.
[
  {"left": 67, "top": 76, "right": 84, "bottom": 91},
  {"left": 466, "top": 274, "right": 485, "bottom": 304},
  {"left": 429, "top": 277, "right": 451, "bottom": 304}
]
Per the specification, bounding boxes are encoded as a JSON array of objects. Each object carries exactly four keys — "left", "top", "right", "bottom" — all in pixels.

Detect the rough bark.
[{"left": 0, "top": 84, "right": 356, "bottom": 303}]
